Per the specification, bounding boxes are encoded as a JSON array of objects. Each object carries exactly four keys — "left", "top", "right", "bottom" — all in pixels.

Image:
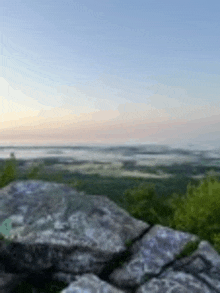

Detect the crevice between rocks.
[
  {"left": 140, "top": 243, "right": 220, "bottom": 293},
  {"left": 97, "top": 225, "right": 154, "bottom": 292},
  {"left": 170, "top": 253, "right": 220, "bottom": 293},
  {"left": 97, "top": 229, "right": 220, "bottom": 293}
]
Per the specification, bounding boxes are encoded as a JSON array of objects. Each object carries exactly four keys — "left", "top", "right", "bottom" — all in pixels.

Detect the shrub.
[
  {"left": 0, "top": 152, "right": 18, "bottom": 188},
  {"left": 168, "top": 169, "right": 220, "bottom": 254},
  {"left": 122, "top": 169, "right": 220, "bottom": 255},
  {"left": 122, "top": 182, "right": 174, "bottom": 226}
]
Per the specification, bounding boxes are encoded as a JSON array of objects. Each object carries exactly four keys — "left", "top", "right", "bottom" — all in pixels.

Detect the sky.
[{"left": 0, "top": 0, "right": 220, "bottom": 149}]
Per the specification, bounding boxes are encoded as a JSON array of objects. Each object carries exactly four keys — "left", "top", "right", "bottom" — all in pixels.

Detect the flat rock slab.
[{"left": 0, "top": 180, "right": 148, "bottom": 274}]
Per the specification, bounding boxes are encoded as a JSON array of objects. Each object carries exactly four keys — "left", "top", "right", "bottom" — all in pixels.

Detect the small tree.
[{"left": 0, "top": 152, "right": 18, "bottom": 187}]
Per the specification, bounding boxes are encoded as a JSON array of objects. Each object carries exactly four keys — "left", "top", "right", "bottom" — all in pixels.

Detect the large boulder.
[{"left": 0, "top": 180, "right": 219, "bottom": 292}]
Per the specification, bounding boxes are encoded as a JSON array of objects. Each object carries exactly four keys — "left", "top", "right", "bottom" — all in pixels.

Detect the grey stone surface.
[{"left": 0, "top": 180, "right": 219, "bottom": 292}]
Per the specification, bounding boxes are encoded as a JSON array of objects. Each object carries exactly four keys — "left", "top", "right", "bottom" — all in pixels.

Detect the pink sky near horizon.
[{"left": 1, "top": 78, "right": 220, "bottom": 148}]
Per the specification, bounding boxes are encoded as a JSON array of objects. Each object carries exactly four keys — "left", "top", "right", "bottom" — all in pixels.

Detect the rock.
[
  {"left": 0, "top": 261, "right": 28, "bottom": 293},
  {"left": 0, "top": 180, "right": 219, "bottom": 292}
]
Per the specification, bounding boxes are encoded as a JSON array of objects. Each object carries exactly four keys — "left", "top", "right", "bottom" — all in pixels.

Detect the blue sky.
[{"left": 0, "top": 0, "right": 220, "bottom": 149}]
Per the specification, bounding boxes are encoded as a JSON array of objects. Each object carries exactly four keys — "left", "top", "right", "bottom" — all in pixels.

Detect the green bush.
[
  {"left": 122, "top": 182, "right": 174, "bottom": 226},
  {"left": 0, "top": 152, "right": 18, "bottom": 188},
  {"left": 167, "top": 170, "right": 220, "bottom": 253},
  {"left": 122, "top": 169, "right": 220, "bottom": 255}
]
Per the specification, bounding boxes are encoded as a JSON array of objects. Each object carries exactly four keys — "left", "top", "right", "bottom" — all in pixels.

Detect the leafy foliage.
[
  {"left": 122, "top": 182, "right": 174, "bottom": 226},
  {"left": 121, "top": 169, "right": 220, "bottom": 255},
  {"left": 0, "top": 152, "right": 18, "bottom": 188},
  {"left": 168, "top": 170, "right": 220, "bottom": 253}
]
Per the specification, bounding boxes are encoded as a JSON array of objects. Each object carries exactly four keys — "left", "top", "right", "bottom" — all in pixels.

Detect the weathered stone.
[
  {"left": 0, "top": 272, "right": 25, "bottom": 293},
  {"left": 0, "top": 180, "right": 219, "bottom": 292},
  {"left": 0, "top": 261, "right": 28, "bottom": 293},
  {"left": 61, "top": 274, "right": 125, "bottom": 293},
  {"left": 108, "top": 225, "right": 200, "bottom": 288}
]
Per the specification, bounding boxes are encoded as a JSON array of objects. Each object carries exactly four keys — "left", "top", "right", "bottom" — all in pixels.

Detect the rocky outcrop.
[{"left": 0, "top": 180, "right": 219, "bottom": 292}]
